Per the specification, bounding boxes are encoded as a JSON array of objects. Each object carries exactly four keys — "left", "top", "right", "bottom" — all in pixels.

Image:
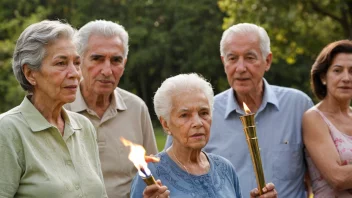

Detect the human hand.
[
  {"left": 143, "top": 179, "right": 170, "bottom": 198},
  {"left": 250, "top": 183, "right": 277, "bottom": 198}
]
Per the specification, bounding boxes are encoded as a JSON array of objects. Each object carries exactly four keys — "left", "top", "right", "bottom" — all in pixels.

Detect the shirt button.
[
  {"left": 66, "top": 160, "right": 72, "bottom": 166},
  {"left": 79, "top": 195, "right": 83, "bottom": 198},
  {"left": 75, "top": 185, "right": 80, "bottom": 190}
]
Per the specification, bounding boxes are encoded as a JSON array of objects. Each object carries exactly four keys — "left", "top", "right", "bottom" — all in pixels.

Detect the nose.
[
  {"left": 101, "top": 60, "right": 113, "bottom": 76},
  {"left": 191, "top": 114, "right": 203, "bottom": 128},
  {"left": 68, "top": 62, "right": 81, "bottom": 79},
  {"left": 235, "top": 58, "right": 246, "bottom": 73},
  {"left": 342, "top": 70, "right": 352, "bottom": 82}
]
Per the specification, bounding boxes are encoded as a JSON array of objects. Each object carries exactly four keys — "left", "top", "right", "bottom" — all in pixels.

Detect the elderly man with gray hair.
[
  {"left": 165, "top": 23, "right": 314, "bottom": 197},
  {"left": 65, "top": 20, "right": 158, "bottom": 198},
  {"left": 0, "top": 20, "right": 107, "bottom": 197}
]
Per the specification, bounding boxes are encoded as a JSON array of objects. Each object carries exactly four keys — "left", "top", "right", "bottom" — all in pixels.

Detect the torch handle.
[
  {"left": 142, "top": 175, "right": 157, "bottom": 186},
  {"left": 245, "top": 128, "right": 266, "bottom": 195}
]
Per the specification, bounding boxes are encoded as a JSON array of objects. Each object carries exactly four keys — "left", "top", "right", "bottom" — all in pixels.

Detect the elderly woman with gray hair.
[
  {"left": 130, "top": 73, "right": 277, "bottom": 198},
  {"left": 0, "top": 20, "right": 107, "bottom": 197}
]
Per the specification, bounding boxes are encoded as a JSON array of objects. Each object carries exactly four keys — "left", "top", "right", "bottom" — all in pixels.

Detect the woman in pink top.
[{"left": 303, "top": 40, "right": 352, "bottom": 197}]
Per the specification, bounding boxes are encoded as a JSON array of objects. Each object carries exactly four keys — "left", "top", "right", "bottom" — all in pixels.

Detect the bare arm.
[{"left": 303, "top": 109, "right": 352, "bottom": 190}]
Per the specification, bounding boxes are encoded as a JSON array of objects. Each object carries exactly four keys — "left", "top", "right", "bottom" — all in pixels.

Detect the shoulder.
[
  {"left": 206, "top": 152, "right": 235, "bottom": 170},
  {"left": 0, "top": 106, "right": 23, "bottom": 132},
  {"left": 271, "top": 85, "right": 311, "bottom": 101},
  {"left": 214, "top": 88, "right": 231, "bottom": 102},
  {"left": 303, "top": 106, "right": 324, "bottom": 125},
  {"left": 116, "top": 87, "right": 147, "bottom": 107}
]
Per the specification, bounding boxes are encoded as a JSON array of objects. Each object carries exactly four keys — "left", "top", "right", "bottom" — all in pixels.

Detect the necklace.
[{"left": 171, "top": 148, "right": 191, "bottom": 175}]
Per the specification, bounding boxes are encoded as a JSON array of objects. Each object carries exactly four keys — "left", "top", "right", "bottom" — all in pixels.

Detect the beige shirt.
[
  {"left": 0, "top": 96, "right": 107, "bottom": 198},
  {"left": 65, "top": 87, "right": 158, "bottom": 198}
]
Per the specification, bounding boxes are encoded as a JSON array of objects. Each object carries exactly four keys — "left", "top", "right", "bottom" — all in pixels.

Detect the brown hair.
[{"left": 311, "top": 40, "right": 352, "bottom": 100}]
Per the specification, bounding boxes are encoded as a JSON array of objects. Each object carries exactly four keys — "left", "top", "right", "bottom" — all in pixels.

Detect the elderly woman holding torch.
[
  {"left": 0, "top": 20, "right": 107, "bottom": 197},
  {"left": 130, "top": 73, "right": 277, "bottom": 198}
]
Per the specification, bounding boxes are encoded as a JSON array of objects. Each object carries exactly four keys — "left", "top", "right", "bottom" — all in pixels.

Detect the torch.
[
  {"left": 120, "top": 137, "right": 159, "bottom": 185},
  {"left": 239, "top": 102, "right": 266, "bottom": 195}
]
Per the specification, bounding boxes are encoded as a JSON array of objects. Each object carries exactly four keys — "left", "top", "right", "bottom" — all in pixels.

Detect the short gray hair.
[
  {"left": 220, "top": 23, "right": 271, "bottom": 59},
  {"left": 12, "top": 20, "right": 76, "bottom": 92},
  {"left": 74, "top": 20, "right": 129, "bottom": 58},
  {"left": 154, "top": 73, "right": 214, "bottom": 122}
]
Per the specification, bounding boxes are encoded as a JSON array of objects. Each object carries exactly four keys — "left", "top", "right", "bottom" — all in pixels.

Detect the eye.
[
  {"left": 55, "top": 61, "right": 66, "bottom": 66},
  {"left": 179, "top": 113, "right": 188, "bottom": 118},
  {"left": 200, "top": 111, "right": 209, "bottom": 116}
]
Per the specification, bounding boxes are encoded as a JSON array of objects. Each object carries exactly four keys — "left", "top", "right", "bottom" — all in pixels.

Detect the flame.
[
  {"left": 120, "top": 137, "right": 148, "bottom": 172},
  {"left": 243, "top": 102, "right": 252, "bottom": 115}
]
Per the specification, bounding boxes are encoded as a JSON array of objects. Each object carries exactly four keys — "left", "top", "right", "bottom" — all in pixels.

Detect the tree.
[{"left": 218, "top": 0, "right": 351, "bottom": 99}]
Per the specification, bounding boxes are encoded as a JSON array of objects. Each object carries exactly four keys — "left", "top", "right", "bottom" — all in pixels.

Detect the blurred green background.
[
  {"left": 154, "top": 127, "right": 167, "bottom": 151},
  {"left": 1, "top": 0, "right": 351, "bottom": 135}
]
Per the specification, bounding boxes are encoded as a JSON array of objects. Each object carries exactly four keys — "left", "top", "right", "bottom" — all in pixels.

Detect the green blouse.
[{"left": 0, "top": 97, "right": 107, "bottom": 198}]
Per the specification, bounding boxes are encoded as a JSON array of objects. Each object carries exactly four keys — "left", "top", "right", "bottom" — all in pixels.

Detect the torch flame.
[
  {"left": 120, "top": 137, "right": 148, "bottom": 173},
  {"left": 243, "top": 102, "right": 252, "bottom": 115}
]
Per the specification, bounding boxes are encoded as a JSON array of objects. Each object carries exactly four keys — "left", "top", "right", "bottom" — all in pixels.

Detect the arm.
[
  {"left": 141, "top": 104, "right": 158, "bottom": 154},
  {"left": 0, "top": 126, "right": 22, "bottom": 197},
  {"left": 303, "top": 109, "right": 352, "bottom": 190}
]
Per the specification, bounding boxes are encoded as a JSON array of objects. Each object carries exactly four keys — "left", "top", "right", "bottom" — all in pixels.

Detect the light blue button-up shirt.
[{"left": 164, "top": 79, "right": 313, "bottom": 198}]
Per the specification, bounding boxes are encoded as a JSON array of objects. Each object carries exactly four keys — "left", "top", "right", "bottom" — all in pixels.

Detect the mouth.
[
  {"left": 98, "top": 80, "right": 114, "bottom": 84},
  {"left": 64, "top": 85, "right": 78, "bottom": 89},
  {"left": 190, "top": 133, "right": 205, "bottom": 138}
]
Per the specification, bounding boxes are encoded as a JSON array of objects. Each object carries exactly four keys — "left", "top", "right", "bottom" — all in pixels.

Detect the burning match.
[{"left": 120, "top": 137, "right": 158, "bottom": 185}]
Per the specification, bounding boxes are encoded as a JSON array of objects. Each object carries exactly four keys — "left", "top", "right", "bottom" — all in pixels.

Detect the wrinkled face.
[
  {"left": 323, "top": 53, "right": 352, "bottom": 100},
  {"left": 81, "top": 34, "right": 126, "bottom": 95},
  {"left": 164, "top": 91, "right": 212, "bottom": 150},
  {"left": 221, "top": 32, "right": 271, "bottom": 95},
  {"left": 32, "top": 38, "right": 81, "bottom": 104}
]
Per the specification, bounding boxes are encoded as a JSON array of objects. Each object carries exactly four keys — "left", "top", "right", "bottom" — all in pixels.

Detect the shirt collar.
[
  {"left": 69, "top": 85, "right": 127, "bottom": 112},
  {"left": 19, "top": 96, "right": 82, "bottom": 132},
  {"left": 224, "top": 78, "right": 280, "bottom": 119}
]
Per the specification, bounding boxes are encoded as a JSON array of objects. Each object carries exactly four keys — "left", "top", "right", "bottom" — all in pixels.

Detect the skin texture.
[
  {"left": 80, "top": 34, "right": 127, "bottom": 118},
  {"left": 221, "top": 31, "right": 272, "bottom": 113},
  {"left": 23, "top": 38, "right": 81, "bottom": 135},
  {"left": 303, "top": 52, "right": 352, "bottom": 191}
]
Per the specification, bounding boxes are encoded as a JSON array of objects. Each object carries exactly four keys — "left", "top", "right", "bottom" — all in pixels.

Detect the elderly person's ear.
[
  {"left": 159, "top": 117, "right": 170, "bottom": 134},
  {"left": 22, "top": 64, "right": 37, "bottom": 86}
]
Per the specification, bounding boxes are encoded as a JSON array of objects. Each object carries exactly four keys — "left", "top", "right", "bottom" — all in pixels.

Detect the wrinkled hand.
[
  {"left": 145, "top": 155, "right": 160, "bottom": 163},
  {"left": 250, "top": 183, "right": 277, "bottom": 198},
  {"left": 143, "top": 179, "right": 170, "bottom": 198}
]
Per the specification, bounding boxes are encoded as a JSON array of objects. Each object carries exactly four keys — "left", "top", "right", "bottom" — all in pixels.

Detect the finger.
[
  {"left": 260, "top": 189, "right": 277, "bottom": 198},
  {"left": 143, "top": 184, "right": 160, "bottom": 197},
  {"left": 158, "top": 189, "right": 170, "bottom": 198},
  {"left": 156, "top": 179, "right": 163, "bottom": 186},
  {"left": 249, "top": 188, "right": 259, "bottom": 197},
  {"left": 145, "top": 155, "right": 160, "bottom": 163},
  {"left": 264, "top": 182, "right": 275, "bottom": 191},
  {"left": 150, "top": 186, "right": 168, "bottom": 198}
]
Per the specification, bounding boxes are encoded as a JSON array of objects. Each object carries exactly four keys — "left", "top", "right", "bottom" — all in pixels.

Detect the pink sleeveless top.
[{"left": 305, "top": 107, "right": 352, "bottom": 197}]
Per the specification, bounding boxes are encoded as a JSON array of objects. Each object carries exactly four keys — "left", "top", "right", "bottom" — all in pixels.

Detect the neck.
[
  {"left": 235, "top": 81, "right": 264, "bottom": 113},
  {"left": 80, "top": 82, "right": 111, "bottom": 118},
  {"left": 29, "top": 94, "right": 64, "bottom": 135},
  {"left": 168, "top": 143, "right": 210, "bottom": 175},
  {"left": 319, "top": 95, "right": 351, "bottom": 114}
]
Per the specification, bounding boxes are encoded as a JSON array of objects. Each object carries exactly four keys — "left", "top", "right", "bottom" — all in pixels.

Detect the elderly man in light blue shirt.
[{"left": 164, "top": 23, "right": 313, "bottom": 197}]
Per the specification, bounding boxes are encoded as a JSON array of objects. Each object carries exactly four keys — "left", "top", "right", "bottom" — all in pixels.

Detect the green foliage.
[
  {"left": 218, "top": 0, "right": 351, "bottom": 99},
  {"left": 1, "top": 0, "right": 350, "bottom": 115}
]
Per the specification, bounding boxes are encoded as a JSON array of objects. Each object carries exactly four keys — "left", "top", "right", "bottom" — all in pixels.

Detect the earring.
[
  {"left": 322, "top": 81, "right": 326, "bottom": 85},
  {"left": 167, "top": 131, "right": 171, "bottom": 135},
  {"left": 32, "top": 81, "right": 36, "bottom": 85}
]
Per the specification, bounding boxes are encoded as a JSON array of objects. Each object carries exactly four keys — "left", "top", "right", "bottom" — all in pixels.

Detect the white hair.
[
  {"left": 12, "top": 20, "right": 76, "bottom": 92},
  {"left": 74, "top": 20, "right": 129, "bottom": 58},
  {"left": 220, "top": 23, "right": 271, "bottom": 59},
  {"left": 154, "top": 73, "right": 214, "bottom": 122}
]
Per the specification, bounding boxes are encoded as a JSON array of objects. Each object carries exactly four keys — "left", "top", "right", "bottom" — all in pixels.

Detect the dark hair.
[{"left": 311, "top": 40, "right": 352, "bottom": 100}]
